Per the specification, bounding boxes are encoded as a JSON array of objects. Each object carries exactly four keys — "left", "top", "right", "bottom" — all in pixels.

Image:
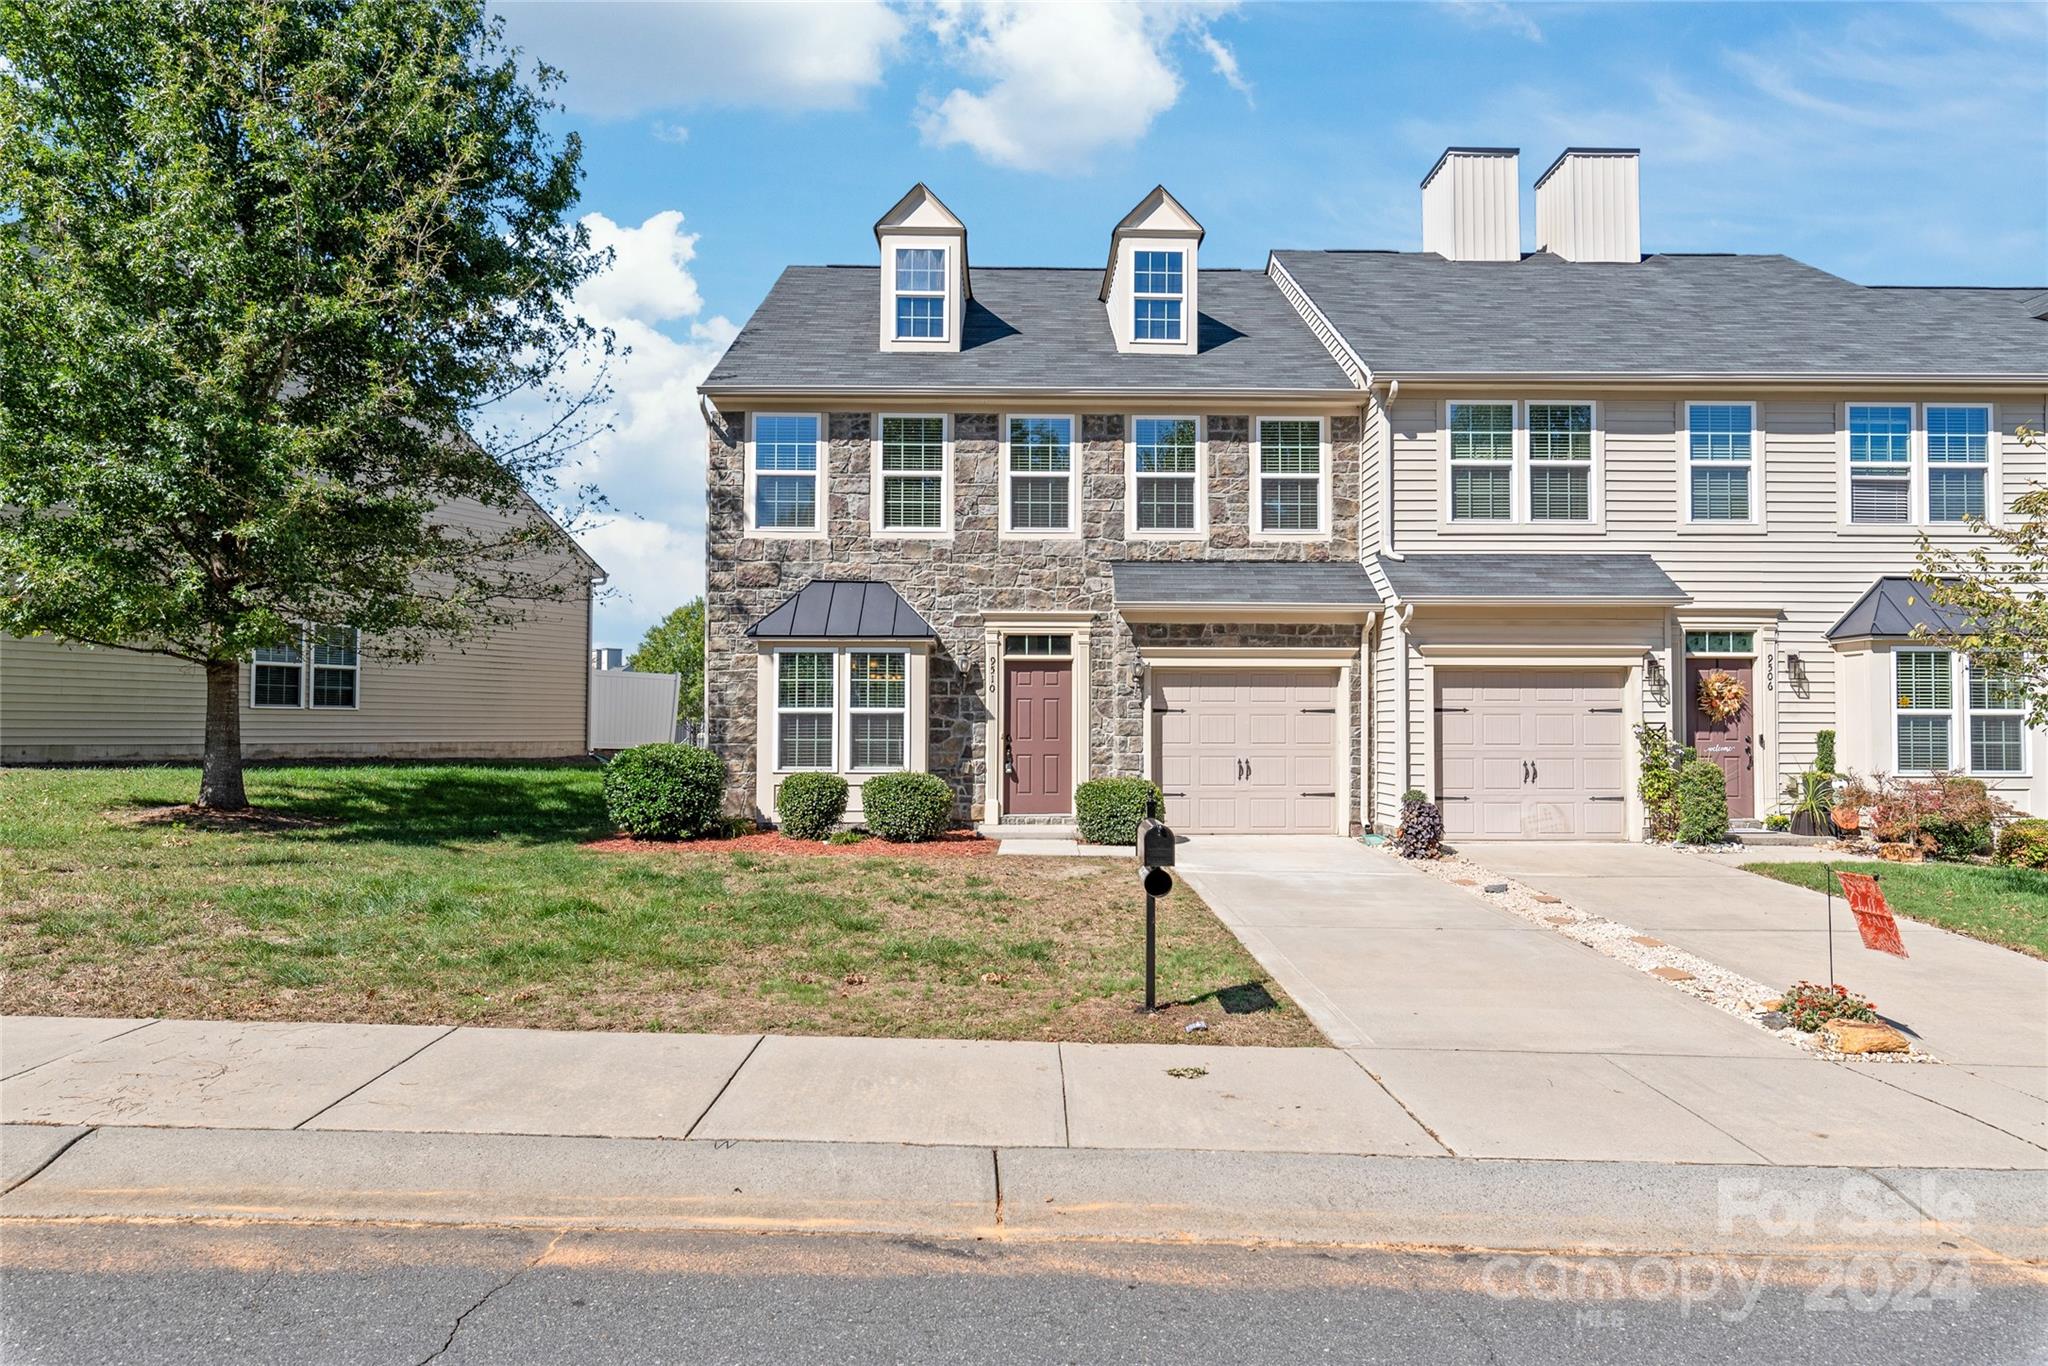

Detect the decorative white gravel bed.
[{"left": 1381, "top": 845, "right": 1939, "bottom": 1064}]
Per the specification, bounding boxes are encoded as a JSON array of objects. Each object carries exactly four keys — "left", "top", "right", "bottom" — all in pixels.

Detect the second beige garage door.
[
  {"left": 1436, "top": 668, "right": 1627, "bottom": 840},
  {"left": 1155, "top": 670, "right": 1340, "bottom": 834}
]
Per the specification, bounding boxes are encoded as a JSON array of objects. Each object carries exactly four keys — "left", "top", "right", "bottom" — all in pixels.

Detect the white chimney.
[
  {"left": 1420, "top": 148, "right": 1520, "bottom": 262},
  {"left": 1535, "top": 148, "right": 1641, "bottom": 263}
]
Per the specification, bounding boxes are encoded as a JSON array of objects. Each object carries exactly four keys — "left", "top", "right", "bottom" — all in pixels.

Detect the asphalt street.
[{"left": 3, "top": 1220, "right": 2043, "bottom": 1365}]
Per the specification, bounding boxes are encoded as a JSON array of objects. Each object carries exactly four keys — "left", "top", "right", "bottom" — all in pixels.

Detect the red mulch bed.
[{"left": 583, "top": 829, "right": 997, "bottom": 859}]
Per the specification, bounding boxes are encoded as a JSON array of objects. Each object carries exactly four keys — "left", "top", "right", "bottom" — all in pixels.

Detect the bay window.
[
  {"left": 1893, "top": 649, "right": 1951, "bottom": 773},
  {"left": 848, "top": 651, "right": 909, "bottom": 769},
  {"left": 776, "top": 651, "right": 835, "bottom": 770},
  {"left": 1968, "top": 665, "right": 2025, "bottom": 775},
  {"left": 773, "top": 647, "right": 916, "bottom": 774}
]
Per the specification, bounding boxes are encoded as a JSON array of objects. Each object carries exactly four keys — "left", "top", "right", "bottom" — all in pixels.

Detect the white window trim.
[
  {"left": 1442, "top": 399, "right": 1518, "bottom": 524},
  {"left": 1252, "top": 415, "right": 1331, "bottom": 541},
  {"left": 1925, "top": 402, "right": 1998, "bottom": 530},
  {"left": 1130, "top": 248, "right": 1185, "bottom": 345},
  {"left": 773, "top": 647, "right": 837, "bottom": 773},
  {"left": 309, "top": 626, "right": 361, "bottom": 711},
  {"left": 1839, "top": 401, "right": 1917, "bottom": 527},
  {"left": 249, "top": 641, "right": 305, "bottom": 709},
  {"left": 1891, "top": 646, "right": 1954, "bottom": 776},
  {"left": 847, "top": 649, "right": 911, "bottom": 773},
  {"left": 1524, "top": 398, "right": 1600, "bottom": 526},
  {"left": 1965, "top": 658, "right": 2030, "bottom": 779},
  {"left": 1124, "top": 414, "right": 1207, "bottom": 540},
  {"left": 871, "top": 412, "right": 953, "bottom": 539},
  {"left": 890, "top": 244, "right": 948, "bottom": 344},
  {"left": 999, "top": 413, "right": 1081, "bottom": 541},
  {"left": 1680, "top": 399, "right": 1764, "bottom": 529},
  {"left": 745, "top": 412, "right": 828, "bottom": 540}
]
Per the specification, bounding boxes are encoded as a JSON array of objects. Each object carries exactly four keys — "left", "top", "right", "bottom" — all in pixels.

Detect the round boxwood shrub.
[
  {"left": 1075, "top": 776, "right": 1164, "bottom": 846},
  {"left": 1674, "top": 758, "right": 1730, "bottom": 845},
  {"left": 603, "top": 743, "right": 726, "bottom": 840},
  {"left": 1995, "top": 818, "right": 2048, "bottom": 869},
  {"left": 859, "top": 772, "right": 953, "bottom": 842},
  {"left": 775, "top": 772, "right": 848, "bottom": 841}
]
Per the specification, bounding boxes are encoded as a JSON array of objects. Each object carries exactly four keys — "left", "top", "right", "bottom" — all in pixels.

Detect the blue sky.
[{"left": 488, "top": 1, "right": 2048, "bottom": 649}]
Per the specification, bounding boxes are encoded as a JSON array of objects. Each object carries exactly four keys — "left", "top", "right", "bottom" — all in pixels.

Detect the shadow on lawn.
[
  {"left": 1166, "top": 981, "right": 1282, "bottom": 1015},
  {"left": 103, "top": 761, "right": 614, "bottom": 851}
]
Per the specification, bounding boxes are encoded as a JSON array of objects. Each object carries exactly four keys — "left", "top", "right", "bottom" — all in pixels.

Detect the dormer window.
[
  {"left": 894, "top": 247, "right": 947, "bottom": 340},
  {"left": 1132, "top": 250, "right": 1184, "bottom": 342}
]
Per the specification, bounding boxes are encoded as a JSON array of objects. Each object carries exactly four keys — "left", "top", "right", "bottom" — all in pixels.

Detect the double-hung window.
[
  {"left": 1526, "top": 403, "right": 1593, "bottom": 522},
  {"left": 1894, "top": 648, "right": 1952, "bottom": 773},
  {"left": 252, "top": 640, "right": 304, "bottom": 707},
  {"left": 751, "top": 414, "right": 821, "bottom": 533},
  {"left": 1005, "top": 416, "right": 1074, "bottom": 534},
  {"left": 1130, "top": 417, "right": 1199, "bottom": 534},
  {"left": 877, "top": 415, "right": 948, "bottom": 534},
  {"left": 848, "top": 651, "right": 909, "bottom": 770},
  {"left": 1256, "top": 418, "right": 1324, "bottom": 534},
  {"left": 1967, "top": 665, "right": 2026, "bottom": 775},
  {"left": 1687, "top": 403, "right": 1754, "bottom": 522},
  {"left": 776, "top": 651, "right": 835, "bottom": 770},
  {"left": 310, "top": 626, "right": 359, "bottom": 708},
  {"left": 1131, "top": 250, "right": 1183, "bottom": 342},
  {"left": 893, "top": 247, "right": 946, "bottom": 340},
  {"left": 1926, "top": 405, "right": 1990, "bottom": 523},
  {"left": 1447, "top": 402, "right": 1514, "bottom": 521},
  {"left": 1847, "top": 404, "right": 1912, "bottom": 524}
]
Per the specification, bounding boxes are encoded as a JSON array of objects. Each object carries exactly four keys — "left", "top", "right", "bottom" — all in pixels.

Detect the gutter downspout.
[
  {"left": 1380, "top": 378, "right": 1402, "bottom": 561},
  {"left": 1394, "top": 601, "right": 1416, "bottom": 815}
]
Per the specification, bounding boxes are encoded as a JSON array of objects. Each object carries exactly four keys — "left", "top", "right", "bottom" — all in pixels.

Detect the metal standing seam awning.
[
  {"left": 1825, "top": 576, "right": 1972, "bottom": 642},
  {"left": 744, "top": 579, "right": 937, "bottom": 640}
]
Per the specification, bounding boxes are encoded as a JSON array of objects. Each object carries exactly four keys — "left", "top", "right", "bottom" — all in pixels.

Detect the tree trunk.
[{"left": 198, "top": 658, "right": 248, "bottom": 809}]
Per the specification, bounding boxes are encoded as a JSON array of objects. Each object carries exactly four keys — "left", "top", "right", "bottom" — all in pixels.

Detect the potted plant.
[{"left": 1782, "top": 770, "right": 1833, "bottom": 836}]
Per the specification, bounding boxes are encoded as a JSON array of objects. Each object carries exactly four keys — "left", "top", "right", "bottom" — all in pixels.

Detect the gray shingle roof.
[
  {"left": 745, "top": 580, "right": 936, "bottom": 640},
  {"left": 1272, "top": 250, "right": 2048, "bottom": 379},
  {"left": 1826, "top": 577, "right": 1971, "bottom": 641},
  {"left": 1375, "top": 553, "right": 1687, "bottom": 603},
  {"left": 702, "top": 266, "right": 1355, "bottom": 395},
  {"left": 1110, "top": 561, "right": 1379, "bottom": 606}
]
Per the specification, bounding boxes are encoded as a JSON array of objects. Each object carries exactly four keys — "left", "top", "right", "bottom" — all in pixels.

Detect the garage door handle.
[
  {"left": 1591, "top": 796, "right": 1624, "bottom": 802},
  {"left": 1435, "top": 706, "right": 1468, "bottom": 713},
  {"left": 1588, "top": 707, "right": 1624, "bottom": 714},
  {"left": 1300, "top": 792, "right": 1335, "bottom": 798},
  {"left": 1439, "top": 795, "right": 1469, "bottom": 801},
  {"left": 1299, "top": 707, "right": 1336, "bottom": 714},
  {"left": 1163, "top": 791, "right": 1187, "bottom": 797}
]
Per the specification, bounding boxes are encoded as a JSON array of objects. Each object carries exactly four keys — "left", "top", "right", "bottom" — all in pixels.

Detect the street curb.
[{"left": 4, "top": 1126, "right": 2041, "bottom": 1260}]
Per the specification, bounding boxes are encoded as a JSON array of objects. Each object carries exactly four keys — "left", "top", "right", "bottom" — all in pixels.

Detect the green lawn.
[
  {"left": 1740, "top": 859, "right": 2048, "bottom": 959},
  {"left": 0, "top": 763, "right": 1316, "bottom": 1044}
]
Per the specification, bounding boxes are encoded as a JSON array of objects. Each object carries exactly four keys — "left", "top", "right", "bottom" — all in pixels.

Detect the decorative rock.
[
  {"left": 1483, "top": 883, "right": 1509, "bottom": 894},
  {"left": 1543, "top": 914, "right": 1574, "bottom": 925},
  {"left": 1650, "top": 966, "right": 1696, "bottom": 982},
  {"left": 1629, "top": 935, "right": 1666, "bottom": 948},
  {"left": 1823, "top": 1019, "right": 1910, "bottom": 1054},
  {"left": 1452, "top": 878, "right": 1478, "bottom": 887},
  {"left": 1759, "top": 1011, "right": 1792, "bottom": 1030},
  {"left": 1760, "top": 997, "right": 1783, "bottom": 1010},
  {"left": 1531, "top": 894, "right": 1562, "bottom": 904}
]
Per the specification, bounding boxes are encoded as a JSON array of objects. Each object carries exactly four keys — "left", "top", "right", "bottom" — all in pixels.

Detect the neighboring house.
[
  {"left": 2, "top": 495, "right": 605, "bottom": 764},
  {"left": 699, "top": 154, "right": 2047, "bottom": 840}
]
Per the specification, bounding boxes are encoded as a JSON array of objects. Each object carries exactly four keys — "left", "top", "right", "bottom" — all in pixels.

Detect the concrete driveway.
[{"left": 1176, "top": 836, "right": 2047, "bottom": 1168}]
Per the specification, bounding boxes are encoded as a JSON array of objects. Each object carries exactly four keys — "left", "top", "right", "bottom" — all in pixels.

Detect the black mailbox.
[{"left": 1136, "top": 816, "right": 1176, "bottom": 868}]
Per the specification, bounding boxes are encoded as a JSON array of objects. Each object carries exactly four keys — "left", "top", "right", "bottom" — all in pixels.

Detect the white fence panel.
[{"left": 588, "top": 669, "right": 681, "bottom": 751}]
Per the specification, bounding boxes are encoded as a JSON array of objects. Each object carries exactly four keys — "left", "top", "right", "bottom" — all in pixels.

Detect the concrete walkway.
[{"left": 1174, "top": 836, "right": 2047, "bottom": 1169}]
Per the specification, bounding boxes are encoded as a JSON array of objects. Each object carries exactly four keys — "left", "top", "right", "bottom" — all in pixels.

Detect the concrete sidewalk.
[{"left": 1173, "top": 836, "right": 2047, "bottom": 1169}]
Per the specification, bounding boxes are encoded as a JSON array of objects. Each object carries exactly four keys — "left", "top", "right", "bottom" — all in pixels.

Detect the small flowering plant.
[{"left": 1777, "top": 981, "right": 1879, "bottom": 1033}]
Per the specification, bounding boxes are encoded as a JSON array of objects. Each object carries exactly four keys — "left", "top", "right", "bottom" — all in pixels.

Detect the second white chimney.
[
  {"left": 1535, "top": 148, "right": 1641, "bottom": 263},
  {"left": 1421, "top": 148, "right": 1520, "bottom": 262}
]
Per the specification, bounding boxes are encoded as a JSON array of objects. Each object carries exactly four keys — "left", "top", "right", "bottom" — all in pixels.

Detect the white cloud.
[
  {"left": 1442, "top": 1, "right": 1543, "bottom": 43},
  {"left": 496, "top": 1, "right": 906, "bottom": 118},
  {"left": 649, "top": 120, "right": 690, "bottom": 145},
  {"left": 1199, "top": 31, "right": 1253, "bottom": 104},
  {"left": 915, "top": 2, "right": 1239, "bottom": 172},
  {"left": 574, "top": 209, "right": 704, "bottom": 325}
]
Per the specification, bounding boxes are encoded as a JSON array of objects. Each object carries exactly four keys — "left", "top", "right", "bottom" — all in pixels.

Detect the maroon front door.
[
  {"left": 1004, "top": 661, "right": 1072, "bottom": 815},
  {"left": 1686, "top": 657, "right": 1755, "bottom": 820}
]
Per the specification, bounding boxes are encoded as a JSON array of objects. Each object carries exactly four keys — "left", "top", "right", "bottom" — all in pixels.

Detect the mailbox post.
[{"left": 1135, "top": 800, "right": 1176, "bottom": 1011}]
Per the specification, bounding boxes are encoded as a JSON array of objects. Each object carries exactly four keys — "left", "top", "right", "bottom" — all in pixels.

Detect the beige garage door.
[
  {"left": 1155, "top": 670, "right": 1340, "bottom": 834},
  {"left": 1436, "top": 669, "right": 1627, "bottom": 840}
]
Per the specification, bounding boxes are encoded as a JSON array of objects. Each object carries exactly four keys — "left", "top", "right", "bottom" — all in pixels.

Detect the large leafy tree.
[
  {"left": 627, "top": 598, "right": 705, "bottom": 724},
  {"left": 1917, "top": 427, "right": 2048, "bottom": 726},
  {"left": 0, "top": 0, "right": 608, "bottom": 807}
]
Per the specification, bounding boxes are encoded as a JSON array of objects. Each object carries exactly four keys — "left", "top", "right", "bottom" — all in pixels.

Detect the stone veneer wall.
[{"left": 705, "top": 409, "right": 1364, "bottom": 824}]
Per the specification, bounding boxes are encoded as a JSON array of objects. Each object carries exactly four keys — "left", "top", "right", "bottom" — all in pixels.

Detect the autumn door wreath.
[{"left": 1696, "top": 669, "right": 1748, "bottom": 723}]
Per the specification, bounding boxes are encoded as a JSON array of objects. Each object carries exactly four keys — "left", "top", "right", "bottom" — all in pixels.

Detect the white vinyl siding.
[
  {"left": 1447, "top": 402, "right": 1514, "bottom": 521},
  {"left": 1687, "top": 403, "right": 1754, "bottom": 522},
  {"left": 749, "top": 414, "right": 823, "bottom": 534},
  {"left": 876, "top": 414, "right": 949, "bottom": 535},
  {"left": 1129, "top": 416, "right": 1201, "bottom": 535},
  {"left": 1894, "top": 649, "right": 1951, "bottom": 773},
  {"left": 1926, "top": 405, "right": 1990, "bottom": 523},
  {"left": 776, "top": 650, "right": 835, "bottom": 770},
  {"left": 1847, "top": 404, "right": 1912, "bottom": 524},
  {"left": 1256, "top": 417, "right": 1326, "bottom": 536},
  {"left": 1003, "top": 416, "right": 1076, "bottom": 537}
]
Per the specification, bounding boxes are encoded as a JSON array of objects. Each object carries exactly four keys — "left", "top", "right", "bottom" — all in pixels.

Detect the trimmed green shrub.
[
  {"left": 775, "top": 772, "right": 848, "bottom": 840},
  {"left": 1995, "top": 818, "right": 2048, "bottom": 869},
  {"left": 1075, "top": 777, "right": 1164, "bottom": 846},
  {"left": 860, "top": 772, "right": 953, "bottom": 842},
  {"left": 1675, "top": 758, "right": 1730, "bottom": 844},
  {"left": 1402, "top": 787, "right": 1426, "bottom": 805},
  {"left": 603, "top": 743, "right": 726, "bottom": 840},
  {"left": 1813, "top": 728, "right": 1836, "bottom": 776}
]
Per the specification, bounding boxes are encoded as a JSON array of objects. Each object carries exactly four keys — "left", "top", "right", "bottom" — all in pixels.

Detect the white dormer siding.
[
  {"left": 1101, "top": 186, "right": 1203, "bottom": 356},
  {"left": 1534, "top": 148, "right": 1641, "bottom": 264},
  {"left": 874, "top": 183, "right": 969, "bottom": 354},
  {"left": 1420, "top": 148, "right": 1520, "bottom": 262}
]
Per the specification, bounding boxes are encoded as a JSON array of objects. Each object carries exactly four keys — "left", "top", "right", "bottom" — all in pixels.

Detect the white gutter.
[
  {"left": 1380, "top": 378, "right": 1402, "bottom": 561},
  {"left": 1394, "top": 602, "right": 1416, "bottom": 809}
]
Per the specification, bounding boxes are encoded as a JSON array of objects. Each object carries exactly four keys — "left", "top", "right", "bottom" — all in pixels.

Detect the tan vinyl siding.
[{"left": 1379, "top": 388, "right": 2047, "bottom": 820}]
